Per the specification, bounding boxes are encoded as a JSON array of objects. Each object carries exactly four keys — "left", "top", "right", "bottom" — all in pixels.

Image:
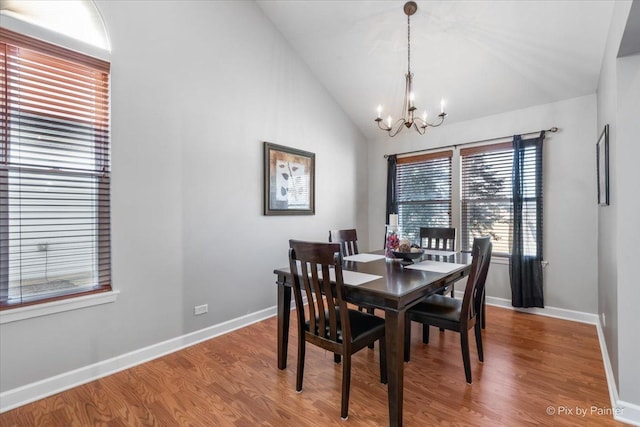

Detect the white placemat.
[
  {"left": 279, "top": 265, "right": 382, "bottom": 286},
  {"left": 320, "top": 269, "right": 382, "bottom": 286},
  {"left": 343, "top": 253, "right": 386, "bottom": 263},
  {"left": 421, "top": 249, "right": 457, "bottom": 256},
  {"left": 405, "top": 260, "right": 467, "bottom": 273}
]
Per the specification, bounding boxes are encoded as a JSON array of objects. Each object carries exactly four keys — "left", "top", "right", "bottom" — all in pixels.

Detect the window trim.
[{"left": 0, "top": 289, "right": 119, "bottom": 324}]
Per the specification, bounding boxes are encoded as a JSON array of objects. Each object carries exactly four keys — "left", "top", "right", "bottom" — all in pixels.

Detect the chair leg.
[
  {"left": 450, "top": 283, "right": 455, "bottom": 297},
  {"left": 366, "top": 307, "right": 376, "bottom": 349},
  {"left": 475, "top": 322, "right": 484, "bottom": 362},
  {"left": 379, "top": 337, "right": 388, "bottom": 384},
  {"left": 481, "top": 293, "right": 486, "bottom": 329},
  {"left": 460, "top": 330, "right": 472, "bottom": 384},
  {"left": 341, "top": 354, "right": 351, "bottom": 420},
  {"left": 422, "top": 323, "right": 430, "bottom": 344},
  {"left": 296, "top": 337, "right": 305, "bottom": 392},
  {"left": 404, "top": 319, "right": 411, "bottom": 362},
  {"left": 334, "top": 354, "right": 341, "bottom": 364}
]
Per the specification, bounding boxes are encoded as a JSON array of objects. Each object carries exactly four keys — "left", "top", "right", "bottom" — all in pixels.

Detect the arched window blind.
[
  {"left": 0, "top": 28, "right": 111, "bottom": 308},
  {"left": 395, "top": 151, "right": 452, "bottom": 244}
]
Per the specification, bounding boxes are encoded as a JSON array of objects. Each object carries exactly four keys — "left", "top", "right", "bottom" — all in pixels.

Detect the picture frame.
[
  {"left": 596, "top": 124, "right": 610, "bottom": 206},
  {"left": 263, "top": 142, "right": 315, "bottom": 215}
]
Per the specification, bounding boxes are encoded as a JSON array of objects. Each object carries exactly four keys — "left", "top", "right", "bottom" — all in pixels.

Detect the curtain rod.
[{"left": 383, "top": 127, "right": 558, "bottom": 159}]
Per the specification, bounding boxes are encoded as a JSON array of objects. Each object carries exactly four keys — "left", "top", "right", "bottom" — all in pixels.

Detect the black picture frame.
[
  {"left": 596, "top": 124, "right": 610, "bottom": 206},
  {"left": 263, "top": 142, "right": 315, "bottom": 215}
]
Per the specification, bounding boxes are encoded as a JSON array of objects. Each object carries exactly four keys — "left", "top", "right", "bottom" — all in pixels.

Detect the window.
[
  {"left": 1, "top": 28, "right": 111, "bottom": 308},
  {"left": 460, "top": 141, "right": 542, "bottom": 256},
  {"left": 395, "top": 151, "right": 452, "bottom": 244},
  {"left": 387, "top": 136, "right": 543, "bottom": 257}
]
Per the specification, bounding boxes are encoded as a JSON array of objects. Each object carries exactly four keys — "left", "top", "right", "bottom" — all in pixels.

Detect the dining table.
[{"left": 273, "top": 249, "right": 473, "bottom": 427}]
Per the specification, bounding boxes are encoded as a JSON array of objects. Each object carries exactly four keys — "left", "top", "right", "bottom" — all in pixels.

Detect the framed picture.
[
  {"left": 596, "top": 124, "right": 610, "bottom": 206},
  {"left": 263, "top": 142, "right": 315, "bottom": 215}
]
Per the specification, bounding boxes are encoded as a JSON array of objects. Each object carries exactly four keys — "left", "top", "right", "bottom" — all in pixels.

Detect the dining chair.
[
  {"left": 288, "top": 240, "right": 387, "bottom": 420},
  {"left": 329, "top": 229, "right": 376, "bottom": 316},
  {"left": 404, "top": 235, "right": 491, "bottom": 384},
  {"left": 329, "top": 229, "right": 359, "bottom": 257},
  {"left": 419, "top": 227, "right": 456, "bottom": 252},
  {"left": 418, "top": 226, "right": 459, "bottom": 335},
  {"left": 420, "top": 227, "right": 457, "bottom": 297}
]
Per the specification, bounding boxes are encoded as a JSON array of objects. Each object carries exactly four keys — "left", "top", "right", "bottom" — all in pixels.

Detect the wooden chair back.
[
  {"left": 289, "top": 240, "right": 348, "bottom": 352},
  {"left": 419, "top": 227, "right": 456, "bottom": 251},
  {"left": 329, "top": 229, "right": 359, "bottom": 257},
  {"left": 460, "top": 236, "right": 492, "bottom": 327}
]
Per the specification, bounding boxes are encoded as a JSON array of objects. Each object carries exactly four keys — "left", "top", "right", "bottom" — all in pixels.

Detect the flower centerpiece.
[{"left": 385, "top": 229, "right": 400, "bottom": 258}]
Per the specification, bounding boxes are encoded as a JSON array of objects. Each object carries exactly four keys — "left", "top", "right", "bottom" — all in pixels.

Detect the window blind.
[
  {"left": 460, "top": 141, "right": 541, "bottom": 255},
  {"left": 1, "top": 28, "right": 111, "bottom": 307},
  {"left": 395, "top": 151, "right": 452, "bottom": 244}
]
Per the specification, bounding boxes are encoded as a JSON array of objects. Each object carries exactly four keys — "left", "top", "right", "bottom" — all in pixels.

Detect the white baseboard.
[
  {"left": 595, "top": 320, "right": 640, "bottom": 426},
  {"left": 0, "top": 305, "right": 280, "bottom": 413},
  {"left": 471, "top": 293, "right": 600, "bottom": 324}
]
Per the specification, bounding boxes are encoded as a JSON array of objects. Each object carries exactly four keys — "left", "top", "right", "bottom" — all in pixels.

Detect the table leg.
[
  {"left": 385, "top": 308, "right": 405, "bottom": 427},
  {"left": 277, "top": 281, "right": 291, "bottom": 370}
]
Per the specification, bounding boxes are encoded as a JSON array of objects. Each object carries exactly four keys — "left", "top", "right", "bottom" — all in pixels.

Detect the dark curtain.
[
  {"left": 385, "top": 155, "right": 397, "bottom": 220},
  {"left": 510, "top": 132, "right": 545, "bottom": 308},
  {"left": 385, "top": 155, "right": 397, "bottom": 246}
]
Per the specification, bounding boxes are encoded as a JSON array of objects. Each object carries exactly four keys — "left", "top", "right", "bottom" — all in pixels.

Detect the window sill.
[
  {"left": 0, "top": 290, "right": 120, "bottom": 324},
  {"left": 490, "top": 256, "right": 549, "bottom": 267}
]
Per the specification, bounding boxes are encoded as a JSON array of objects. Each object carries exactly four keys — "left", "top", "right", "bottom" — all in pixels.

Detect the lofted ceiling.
[{"left": 257, "top": 0, "right": 616, "bottom": 140}]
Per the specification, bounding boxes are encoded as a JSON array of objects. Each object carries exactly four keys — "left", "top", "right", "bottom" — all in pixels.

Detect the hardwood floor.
[{"left": 1, "top": 305, "right": 625, "bottom": 426}]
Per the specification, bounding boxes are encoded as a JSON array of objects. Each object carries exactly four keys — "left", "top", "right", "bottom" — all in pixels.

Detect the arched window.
[
  {"left": 0, "top": 0, "right": 110, "bottom": 51},
  {"left": 1, "top": 1, "right": 112, "bottom": 310}
]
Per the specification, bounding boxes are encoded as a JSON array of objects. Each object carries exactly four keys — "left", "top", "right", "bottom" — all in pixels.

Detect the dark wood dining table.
[{"left": 273, "top": 250, "right": 472, "bottom": 427}]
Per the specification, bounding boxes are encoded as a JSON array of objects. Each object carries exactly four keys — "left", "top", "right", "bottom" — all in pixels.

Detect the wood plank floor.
[{"left": 1, "top": 305, "right": 625, "bottom": 426}]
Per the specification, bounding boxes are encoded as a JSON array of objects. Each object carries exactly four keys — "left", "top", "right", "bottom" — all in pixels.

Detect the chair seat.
[
  {"left": 306, "top": 309, "right": 385, "bottom": 343},
  {"left": 410, "top": 294, "right": 462, "bottom": 323}
]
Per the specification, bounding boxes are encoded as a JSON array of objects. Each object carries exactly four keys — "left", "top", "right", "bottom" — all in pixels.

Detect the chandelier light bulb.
[
  {"left": 387, "top": 115, "right": 392, "bottom": 128},
  {"left": 377, "top": 104, "right": 382, "bottom": 118}
]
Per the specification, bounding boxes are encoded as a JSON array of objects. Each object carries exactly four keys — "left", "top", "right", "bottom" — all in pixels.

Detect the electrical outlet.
[{"left": 194, "top": 304, "right": 208, "bottom": 315}]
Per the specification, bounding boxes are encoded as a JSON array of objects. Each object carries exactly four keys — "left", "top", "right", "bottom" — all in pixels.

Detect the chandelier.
[{"left": 375, "top": 1, "right": 447, "bottom": 137}]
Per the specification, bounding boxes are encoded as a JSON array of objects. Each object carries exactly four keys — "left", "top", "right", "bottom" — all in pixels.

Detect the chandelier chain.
[{"left": 407, "top": 13, "right": 411, "bottom": 74}]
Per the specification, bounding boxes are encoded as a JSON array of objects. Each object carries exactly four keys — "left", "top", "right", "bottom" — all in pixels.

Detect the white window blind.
[
  {"left": 395, "top": 151, "right": 452, "bottom": 244},
  {"left": 460, "top": 142, "right": 541, "bottom": 255},
  {"left": 1, "top": 28, "right": 111, "bottom": 308}
]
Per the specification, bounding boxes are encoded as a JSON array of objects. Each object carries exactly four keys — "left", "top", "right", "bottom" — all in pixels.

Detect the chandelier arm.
[
  {"left": 375, "top": 118, "right": 392, "bottom": 131},
  {"left": 415, "top": 113, "right": 447, "bottom": 128},
  {"left": 412, "top": 121, "right": 426, "bottom": 135},
  {"left": 388, "top": 118, "right": 408, "bottom": 137}
]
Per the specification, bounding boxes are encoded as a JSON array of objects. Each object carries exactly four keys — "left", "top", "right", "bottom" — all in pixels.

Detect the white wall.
[
  {"left": 596, "top": 0, "right": 634, "bottom": 403},
  {"left": 615, "top": 51, "right": 640, "bottom": 410},
  {"left": 0, "top": 0, "right": 368, "bottom": 392},
  {"left": 367, "top": 95, "right": 599, "bottom": 313}
]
